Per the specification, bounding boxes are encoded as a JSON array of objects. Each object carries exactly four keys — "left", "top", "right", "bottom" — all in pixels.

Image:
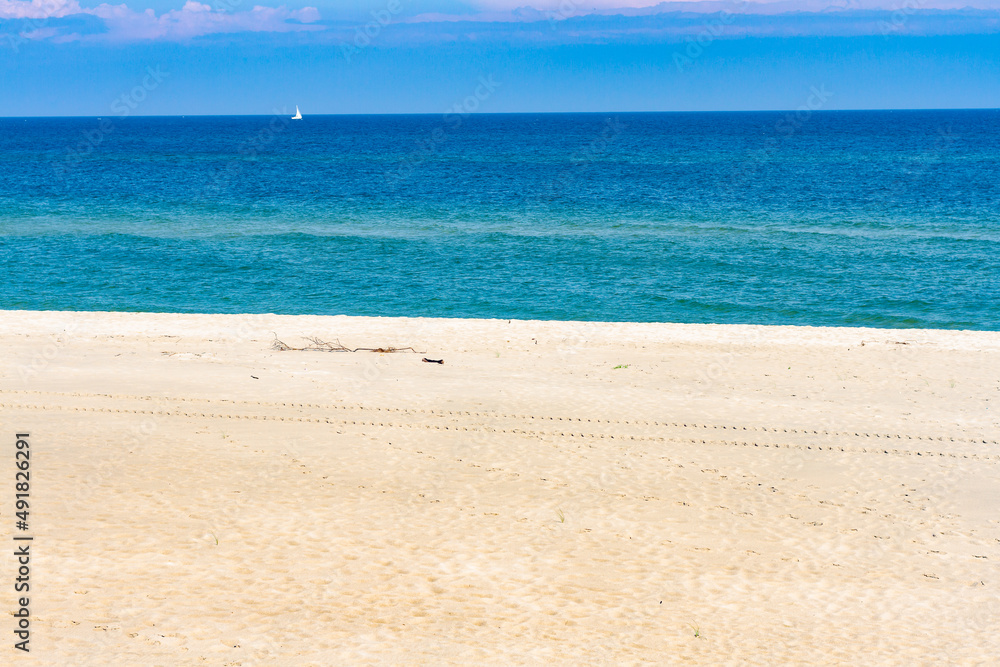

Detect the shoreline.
[{"left": 4, "top": 308, "right": 1000, "bottom": 347}]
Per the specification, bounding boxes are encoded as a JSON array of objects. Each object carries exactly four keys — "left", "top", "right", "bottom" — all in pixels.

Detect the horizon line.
[{"left": 4, "top": 107, "right": 1000, "bottom": 119}]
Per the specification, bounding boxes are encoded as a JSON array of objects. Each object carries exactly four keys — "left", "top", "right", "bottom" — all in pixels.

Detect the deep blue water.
[{"left": 1, "top": 111, "right": 998, "bottom": 329}]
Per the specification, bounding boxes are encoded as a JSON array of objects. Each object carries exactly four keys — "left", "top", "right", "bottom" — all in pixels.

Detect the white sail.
[{"left": 292, "top": 105, "right": 302, "bottom": 120}]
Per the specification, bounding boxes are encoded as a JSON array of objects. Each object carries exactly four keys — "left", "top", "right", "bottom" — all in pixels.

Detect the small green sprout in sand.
[
  {"left": 556, "top": 509, "right": 565, "bottom": 523},
  {"left": 613, "top": 364, "right": 629, "bottom": 370},
  {"left": 210, "top": 531, "right": 219, "bottom": 545},
  {"left": 686, "top": 622, "right": 702, "bottom": 638}
]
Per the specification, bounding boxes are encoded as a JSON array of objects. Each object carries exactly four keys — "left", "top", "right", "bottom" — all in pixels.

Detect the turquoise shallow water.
[{"left": 1, "top": 111, "right": 998, "bottom": 328}]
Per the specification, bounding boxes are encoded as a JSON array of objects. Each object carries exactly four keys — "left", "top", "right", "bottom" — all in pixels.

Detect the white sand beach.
[{"left": 1, "top": 309, "right": 999, "bottom": 664}]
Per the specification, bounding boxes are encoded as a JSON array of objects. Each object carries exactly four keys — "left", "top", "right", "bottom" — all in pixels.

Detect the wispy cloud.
[
  {"left": 92, "top": 2, "right": 322, "bottom": 41},
  {"left": 451, "top": 0, "right": 1000, "bottom": 16},
  {"left": 3, "top": 0, "right": 1000, "bottom": 44},
  {"left": 1, "top": 0, "right": 322, "bottom": 41},
  {"left": 0, "top": 0, "right": 84, "bottom": 19}
]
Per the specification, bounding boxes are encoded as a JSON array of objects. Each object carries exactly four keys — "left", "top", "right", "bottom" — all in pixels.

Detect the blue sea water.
[{"left": 1, "top": 110, "right": 998, "bottom": 329}]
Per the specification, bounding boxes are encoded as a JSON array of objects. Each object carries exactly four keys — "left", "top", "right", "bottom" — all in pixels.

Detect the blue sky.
[{"left": 2, "top": 1, "right": 1000, "bottom": 114}]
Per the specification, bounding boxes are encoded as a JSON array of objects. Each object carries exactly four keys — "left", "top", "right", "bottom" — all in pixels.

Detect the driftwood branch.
[{"left": 271, "top": 335, "right": 421, "bottom": 354}]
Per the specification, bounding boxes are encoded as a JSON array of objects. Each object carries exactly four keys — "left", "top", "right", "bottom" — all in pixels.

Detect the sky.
[{"left": 1, "top": 0, "right": 1000, "bottom": 114}]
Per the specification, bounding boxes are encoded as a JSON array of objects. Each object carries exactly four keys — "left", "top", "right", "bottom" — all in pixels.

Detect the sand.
[{"left": 1, "top": 309, "right": 998, "bottom": 665}]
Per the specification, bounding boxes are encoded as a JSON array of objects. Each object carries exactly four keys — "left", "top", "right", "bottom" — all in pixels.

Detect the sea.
[{"left": 1, "top": 110, "right": 998, "bottom": 329}]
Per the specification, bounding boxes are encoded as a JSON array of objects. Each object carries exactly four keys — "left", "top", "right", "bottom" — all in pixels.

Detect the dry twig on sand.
[{"left": 271, "top": 335, "right": 420, "bottom": 354}]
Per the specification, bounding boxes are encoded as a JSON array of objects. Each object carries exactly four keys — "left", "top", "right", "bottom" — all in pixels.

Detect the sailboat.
[{"left": 292, "top": 105, "right": 302, "bottom": 120}]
